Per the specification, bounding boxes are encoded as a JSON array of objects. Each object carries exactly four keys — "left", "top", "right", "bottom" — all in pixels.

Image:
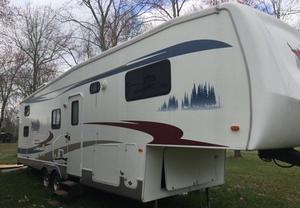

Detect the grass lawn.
[
  {"left": 213, "top": 151, "right": 300, "bottom": 208},
  {"left": 0, "top": 143, "right": 17, "bottom": 164},
  {"left": 0, "top": 144, "right": 299, "bottom": 208}
]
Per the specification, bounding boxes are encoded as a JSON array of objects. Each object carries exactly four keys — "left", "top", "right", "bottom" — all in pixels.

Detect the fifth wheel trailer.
[{"left": 17, "top": 3, "right": 300, "bottom": 203}]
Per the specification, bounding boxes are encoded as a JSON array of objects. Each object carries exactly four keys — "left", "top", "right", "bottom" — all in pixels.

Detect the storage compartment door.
[
  {"left": 164, "top": 148, "right": 221, "bottom": 191},
  {"left": 92, "top": 144, "right": 121, "bottom": 186}
]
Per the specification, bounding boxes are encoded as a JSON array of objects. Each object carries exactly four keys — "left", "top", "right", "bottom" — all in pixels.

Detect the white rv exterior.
[{"left": 17, "top": 3, "right": 300, "bottom": 202}]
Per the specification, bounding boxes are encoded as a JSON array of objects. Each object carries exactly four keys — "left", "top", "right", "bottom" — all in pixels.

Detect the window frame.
[
  {"left": 125, "top": 59, "right": 171, "bottom": 102},
  {"left": 23, "top": 126, "right": 29, "bottom": 137},
  {"left": 90, "top": 82, "right": 101, "bottom": 94},
  {"left": 51, "top": 108, "right": 61, "bottom": 129},
  {"left": 24, "top": 105, "right": 30, "bottom": 117},
  {"left": 71, "top": 100, "right": 79, "bottom": 126}
]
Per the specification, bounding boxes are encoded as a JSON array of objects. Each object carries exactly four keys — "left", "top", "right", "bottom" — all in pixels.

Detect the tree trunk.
[
  {"left": 0, "top": 100, "right": 7, "bottom": 130},
  {"left": 171, "top": 0, "right": 177, "bottom": 18},
  {"left": 234, "top": 150, "right": 242, "bottom": 158}
]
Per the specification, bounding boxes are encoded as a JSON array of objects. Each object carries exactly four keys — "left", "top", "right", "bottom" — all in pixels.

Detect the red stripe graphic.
[
  {"left": 288, "top": 43, "right": 300, "bottom": 59},
  {"left": 292, "top": 48, "right": 300, "bottom": 58},
  {"left": 85, "top": 121, "right": 226, "bottom": 147}
]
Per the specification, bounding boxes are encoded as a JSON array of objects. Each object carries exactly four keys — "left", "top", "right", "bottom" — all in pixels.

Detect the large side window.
[
  {"left": 24, "top": 105, "right": 30, "bottom": 117},
  {"left": 23, "top": 126, "right": 29, "bottom": 137},
  {"left": 125, "top": 59, "right": 171, "bottom": 101},
  {"left": 71, "top": 101, "right": 79, "bottom": 126},
  {"left": 51, "top": 109, "right": 61, "bottom": 129}
]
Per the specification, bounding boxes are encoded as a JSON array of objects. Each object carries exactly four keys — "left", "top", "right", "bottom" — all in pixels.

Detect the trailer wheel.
[
  {"left": 41, "top": 169, "right": 50, "bottom": 188},
  {"left": 51, "top": 171, "right": 62, "bottom": 192}
]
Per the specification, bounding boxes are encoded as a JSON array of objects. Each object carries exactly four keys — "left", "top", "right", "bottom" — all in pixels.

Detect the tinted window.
[
  {"left": 71, "top": 101, "right": 79, "bottom": 125},
  {"left": 125, "top": 60, "right": 171, "bottom": 101},
  {"left": 90, "top": 82, "right": 101, "bottom": 94},
  {"left": 23, "top": 126, "right": 29, "bottom": 137},
  {"left": 51, "top": 109, "right": 61, "bottom": 129},
  {"left": 24, "top": 105, "right": 30, "bottom": 117}
]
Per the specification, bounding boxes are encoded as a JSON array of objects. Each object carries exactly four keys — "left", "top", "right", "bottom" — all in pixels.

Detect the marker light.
[{"left": 230, "top": 125, "right": 240, "bottom": 132}]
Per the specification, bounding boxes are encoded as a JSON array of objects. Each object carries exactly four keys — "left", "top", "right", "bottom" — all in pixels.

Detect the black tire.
[
  {"left": 41, "top": 169, "right": 50, "bottom": 188},
  {"left": 51, "top": 171, "right": 62, "bottom": 192}
]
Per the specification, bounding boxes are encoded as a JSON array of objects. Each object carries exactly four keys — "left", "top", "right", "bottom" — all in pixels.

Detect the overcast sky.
[
  {"left": 11, "top": 0, "right": 70, "bottom": 8},
  {"left": 9, "top": 0, "right": 300, "bottom": 29}
]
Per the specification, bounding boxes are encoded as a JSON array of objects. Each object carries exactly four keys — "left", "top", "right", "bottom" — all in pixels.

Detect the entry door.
[{"left": 66, "top": 95, "right": 82, "bottom": 176}]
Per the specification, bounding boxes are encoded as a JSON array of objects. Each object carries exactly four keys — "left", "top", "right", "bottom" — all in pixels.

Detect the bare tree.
[
  {"left": 64, "top": 0, "right": 151, "bottom": 53},
  {"left": 145, "top": 0, "right": 190, "bottom": 21},
  {"left": 239, "top": 0, "right": 300, "bottom": 20},
  {"left": 2, "top": 105, "right": 18, "bottom": 138},
  {"left": 60, "top": 28, "right": 97, "bottom": 66},
  {"left": 0, "top": 48, "right": 26, "bottom": 130},
  {"left": 80, "top": 29, "right": 96, "bottom": 59},
  {"left": 4, "top": 6, "right": 72, "bottom": 97},
  {"left": 0, "top": 0, "right": 13, "bottom": 23},
  {"left": 202, "top": 0, "right": 229, "bottom": 7}
]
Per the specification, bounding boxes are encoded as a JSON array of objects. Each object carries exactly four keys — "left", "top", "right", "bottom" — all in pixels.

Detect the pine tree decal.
[
  {"left": 159, "top": 95, "right": 179, "bottom": 111},
  {"left": 183, "top": 92, "right": 189, "bottom": 109},
  {"left": 180, "top": 82, "right": 220, "bottom": 110},
  {"left": 203, "top": 82, "right": 208, "bottom": 104},
  {"left": 191, "top": 84, "right": 197, "bottom": 107},
  {"left": 160, "top": 101, "right": 167, "bottom": 111},
  {"left": 159, "top": 82, "right": 221, "bottom": 111},
  {"left": 211, "top": 86, "right": 216, "bottom": 105}
]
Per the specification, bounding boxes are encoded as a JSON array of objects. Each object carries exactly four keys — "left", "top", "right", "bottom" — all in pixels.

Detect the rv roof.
[{"left": 21, "top": 2, "right": 295, "bottom": 104}]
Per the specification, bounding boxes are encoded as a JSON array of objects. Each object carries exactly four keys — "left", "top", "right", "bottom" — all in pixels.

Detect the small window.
[
  {"left": 90, "top": 82, "right": 101, "bottom": 94},
  {"left": 51, "top": 109, "right": 61, "bottom": 129},
  {"left": 125, "top": 60, "right": 171, "bottom": 101},
  {"left": 24, "top": 105, "right": 30, "bottom": 117},
  {"left": 71, "top": 101, "right": 79, "bottom": 125},
  {"left": 23, "top": 126, "right": 29, "bottom": 137}
]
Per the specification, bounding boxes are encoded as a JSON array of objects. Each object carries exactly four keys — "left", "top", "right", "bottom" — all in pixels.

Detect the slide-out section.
[{"left": 142, "top": 147, "right": 225, "bottom": 202}]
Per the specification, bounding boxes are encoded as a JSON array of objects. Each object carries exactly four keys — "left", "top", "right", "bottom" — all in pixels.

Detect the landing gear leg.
[
  {"left": 153, "top": 200, "right": 158, "bottom": 208},
  {"left": 205, "top": 188, "right": 212, "bottom": 208}
]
